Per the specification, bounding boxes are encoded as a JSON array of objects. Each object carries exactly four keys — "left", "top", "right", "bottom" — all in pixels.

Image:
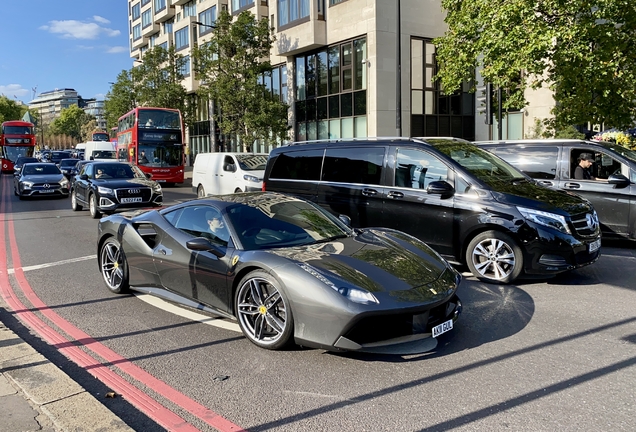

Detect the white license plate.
[
  {"left": 121, "top": 197, "right": 143, "bottom": 203},
  {"left": 39, "top": 189, "right": 55, "bottom": 193},
  {"left": 589, "top": 238, "right": 601, "bottom": 253},
  {"left": 432, "top": 319, "right": 453, "bottom": 338}
]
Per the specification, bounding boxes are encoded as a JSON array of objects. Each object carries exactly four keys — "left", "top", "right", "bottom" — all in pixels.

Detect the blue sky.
[{"left": 0, "top": 0, "right": 131, "bottom": 105}]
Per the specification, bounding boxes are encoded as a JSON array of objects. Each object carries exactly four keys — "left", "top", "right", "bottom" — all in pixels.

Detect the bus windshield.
[
  {"left": 3, "top": 126, "right": 33, "bottom": 135},
  {"left": 138, "top": 110, "right": 181, "bottom": 129},
  {"left": 137, "top": 144, "right": 182, "bottom": 167},
  {"left": 92, "top": 132, "right": 110, "bottom": 141}
]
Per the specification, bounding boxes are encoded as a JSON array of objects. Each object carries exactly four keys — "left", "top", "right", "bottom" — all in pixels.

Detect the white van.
[
  {"left": 192, "top": 152, "right": 268, "bottom": 197},
  {"left": 83, "top": 141, "right": 117, "bottom": 161}
]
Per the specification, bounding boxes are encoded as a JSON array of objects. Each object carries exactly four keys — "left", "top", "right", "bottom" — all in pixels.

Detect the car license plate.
[
  {"left": 121, "top": 197, "right": 143, "bottom": 203},
  {"left": 39, "top": 189, "right": 55, "bottom": 193},
  {"left": 156, "top": 179, "right": 166, "bottom": 183},
  {"left": 432, "top": 319, "right": 453, "bottom": 338},
  {"left": 589, "top": 238, "right": 601, "bottom": 253}
]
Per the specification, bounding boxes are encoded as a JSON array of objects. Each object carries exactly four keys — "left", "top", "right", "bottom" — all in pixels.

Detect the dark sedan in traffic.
[
  {"left": 14, "top": 163, "right": 70, "bottom": 199},
  {"left": 58, "top": 158, "right": 79, "bottom": 179},
  {"left": 72, "top": 161, "right": 163, "bottom": 218},
  {"left": 96, "top": 192, "right": 462, "bottom": 352},
  {"left": 12, "top": 156, "right": 39, "bottom": 176}
]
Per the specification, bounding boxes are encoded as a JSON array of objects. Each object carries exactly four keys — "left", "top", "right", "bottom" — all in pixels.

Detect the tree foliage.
[
  {"left": 193, "top": 11, "right": 289, "bottom": 150},
  {"left": 104, "top": 46, "right": 194, "bottom": 129},
  {"left": 434, "top": 0, "right": 636, "bottom": 129},
  {"left": 49, "top": 105, "right": 93, "bottom": 142},
  {"left": 0, "top": 95, "right": 27, "bottom": 123}
]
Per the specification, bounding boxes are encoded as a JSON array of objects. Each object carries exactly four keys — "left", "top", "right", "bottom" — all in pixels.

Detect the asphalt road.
[{"left": 1, "top": 174, "right": 635, "bottom": 431}]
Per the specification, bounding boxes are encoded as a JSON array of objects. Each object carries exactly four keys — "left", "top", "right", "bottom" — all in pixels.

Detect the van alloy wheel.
[
  {"left": 197, "top": 185, "right": 205, "bottom": 198},
  {"left": 466, "top": 231, "right": 523, "bottom": 284}
]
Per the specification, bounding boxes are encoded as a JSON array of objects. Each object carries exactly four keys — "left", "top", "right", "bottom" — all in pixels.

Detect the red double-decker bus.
[
  {"left": 109, "top": 127, "right": 118, "bottom": 144},
  {"left": 91, "top": 131, "right": 110, "bottom": 142},
  {"left": 1, "top": 120, "right": 37, "bottom": 173},
  {"left": 116, "top": 107, "right": 184, "bottom": 184}
]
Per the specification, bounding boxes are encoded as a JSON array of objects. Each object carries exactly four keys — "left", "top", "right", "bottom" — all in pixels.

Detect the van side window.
[
  {"left": 492, "top": 146, "right": 558, "bottom": 180},
  {"left": 395, "top": 149, "right": 448, "bottom": 189},
  {"left": 570, "top": 149, "right": 625, "bottom": 180},
  {"left": 269, "top": 149, "right": 323, "bottom": 181},
  {"left": 322, "top": 148, "right": 385, "bottom": 185}
]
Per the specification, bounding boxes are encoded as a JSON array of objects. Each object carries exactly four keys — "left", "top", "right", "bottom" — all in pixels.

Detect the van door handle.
[
  {"left": 564, "top": 182, "right": 580, "bottom": 189},
  {"left": 362, "top": 188, "right": 378, "bottom": 196},
  {"left": 538, "top": 180, "right": 553, "bottom": 186},
  {"left": 387, "top": 191, "right": 404, "bottom": 199}
]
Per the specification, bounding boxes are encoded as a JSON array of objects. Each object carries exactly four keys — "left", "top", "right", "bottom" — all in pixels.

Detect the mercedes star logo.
[
  {"left": 43, "top": 184, "right": 50, "bottom": 189},
  {"left": 128, "top": 189, "right": 140, "bottom": 194},
  {"left": 586, "top": 213, "right": 598, "bottom": 231}
]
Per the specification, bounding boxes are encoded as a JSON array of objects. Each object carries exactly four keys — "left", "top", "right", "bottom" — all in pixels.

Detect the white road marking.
[
  {"left": 8, "top": 255, "right": 97, "bottom": 274},
  {"left": 134, "top": 293, "right": 242, "bottom": 333}
]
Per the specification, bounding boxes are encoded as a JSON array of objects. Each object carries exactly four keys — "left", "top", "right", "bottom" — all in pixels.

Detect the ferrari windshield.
[{"left": 226, "top": 197, "right": 350, "bottom": 250}]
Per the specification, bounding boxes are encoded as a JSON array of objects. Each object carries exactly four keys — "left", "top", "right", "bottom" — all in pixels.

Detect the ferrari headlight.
[
  {"left": 98, "top": 186, "right": 113, "bottom": 195},
  {"left": 517, "top": 206, "right": 571, "bottom": 234},
  {"left": 243, "top": 174, "right": 260, "bottom": 183},
  {"left": 298, "top": 264, "right": 379, "bottom": 304}
]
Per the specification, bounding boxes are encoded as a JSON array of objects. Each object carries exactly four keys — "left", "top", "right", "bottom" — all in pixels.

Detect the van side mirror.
[
  {"left": 608, "top": 173, "right": 630, "bottom": 188},
  {"left": 224, "top": 164, "right": 236, "bottom": 172},
  {"left": 426, "top": 180, "right": 455, "bottom": 197},
  {"left": 80, "top": 174, "right": 88, "bottom": 180}
]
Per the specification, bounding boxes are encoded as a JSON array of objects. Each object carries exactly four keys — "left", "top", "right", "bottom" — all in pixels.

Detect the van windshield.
[
  {"left": 593, "top": 140, "right": 636, "bottom": 164},
  {"left": 235, "top": 154, "right": 268, "bottom": 171},
  {"left": 434, "top": 142, "right": 526, "bottom": 186}
]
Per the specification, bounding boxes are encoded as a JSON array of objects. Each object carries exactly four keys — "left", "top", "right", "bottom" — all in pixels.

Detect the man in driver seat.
[{"left": 205, "top": 210, "right": 230, "bottom": 245}]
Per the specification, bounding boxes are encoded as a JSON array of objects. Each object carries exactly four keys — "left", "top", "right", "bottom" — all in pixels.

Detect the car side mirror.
[
  {"left": 80, "top": 174, "right": 88, "bottom": 180},
  {"left": 145, "top": 173, "right": 152, "bottom": 179},
  {"left": 338, "top": 214, "right": 352, "bottom": 227},
  {"left": 608, "top": 173, "right": 630, "bottom": 188},
  {"left": 426, "top": 180, "right": 455, "bottom": 197},
  {"left": 224, "top": 164, "right": 236, "bottom": 172},
  {"left": 186, "top": 237, "right": 225, "bottom": 257}
]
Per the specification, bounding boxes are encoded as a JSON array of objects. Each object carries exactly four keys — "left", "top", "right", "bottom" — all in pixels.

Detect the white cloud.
[
  {"left": 40, "top": 19, "right": 121, "bottom": 40},
  {"left": 0, "top": 84, "right": 29, "bottom": 97},
  {"left": 93, "top": 16, "right": 110, "bottom": 24},
  {"left": 106, "top": 46, "right": 128, "bottom": 54}
]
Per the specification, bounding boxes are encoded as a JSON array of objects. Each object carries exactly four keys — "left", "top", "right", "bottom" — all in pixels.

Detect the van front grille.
[{"left": 570, "top": 211, "right": 600, "bottom": 237}]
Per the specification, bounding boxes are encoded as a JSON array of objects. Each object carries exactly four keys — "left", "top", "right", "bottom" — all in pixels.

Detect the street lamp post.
[{"left": 194, "top": 21, "right": 218, "bottom": 153}]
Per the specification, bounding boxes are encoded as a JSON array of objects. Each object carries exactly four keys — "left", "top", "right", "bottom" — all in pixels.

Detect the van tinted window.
[
  {"left": 322, "top": 147, "right": 385, "bottom": 185},
  {"left": 491, "top": 146, "right": 558, "bottom": 180},
  {"left": 269, "top": 149, "right": 323, "bottom": 180},
  {"left": 395, "top": 149, "right": 448, "bottom": 188}
]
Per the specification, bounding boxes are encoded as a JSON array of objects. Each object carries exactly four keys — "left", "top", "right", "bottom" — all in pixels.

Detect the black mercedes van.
[{"left": 262, "top": 137, "right": 601, "bottom": 284}]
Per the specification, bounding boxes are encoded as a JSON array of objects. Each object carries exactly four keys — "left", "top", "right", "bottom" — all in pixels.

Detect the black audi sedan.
[
  {"left": 71, "top": 161, "right": 163, "bottom": 218},
  {"left": 14, "top": 163, "right": 70, "bottom": 199},
  {"left": 58, "top": 158, "right": 79, "bottom": 179},
  {"left": 13, "top": 156, "right": 39, "bottom": 176}
]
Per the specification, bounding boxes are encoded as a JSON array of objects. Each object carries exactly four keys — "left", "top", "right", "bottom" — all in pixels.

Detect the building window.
[
  {"left": 154, "top": 0, "right": 166, "bottom": 12},
  {"left": 259, "top": 64, "right": 287, "bottom": 104},
  {"left": 330, "top": 0, "right": 346, "bottom": 4},
  {"left": 231, "top": 0, "right": 254, "bottom": 14},
  {"left": 163, "top": 19, "right": 173, "bottom": 34},
  {"left": 175, "top": 27, "right": 189, "bottom": 50},
  {"left": 295, "top": 37, "right": 367, "bottom": 141},
  {"left": 410, "top": 37, "right": 474, "bottom": 140},
  {"left": 198, "top": 7, "right": 216, "bottom": 36},
  {"left": 278, "top": 0, "right": 310, "bottom": 28},
  {"left": 158, "top": 41, "right": 168, "bottom": 50},
  {"left": 133, "top": 24, "right": 142, "bottom": 41},
  {"left": 132, "top": 3, "right": 141, "bottom": 20},
  {"left": 183, "top": 0, "right": 197, "bottom": 17},
  {"left": 181, "top": 55, "right": 191, "bottom": 77},
  {"left": 149, "top": 32, "right": 159, "bottom": 47},
  {"left": 142, "top": 0, "right": 151, "bottom": 5},
  {"left": 142, "top": 9, "right": 152, "bottom": 28}
]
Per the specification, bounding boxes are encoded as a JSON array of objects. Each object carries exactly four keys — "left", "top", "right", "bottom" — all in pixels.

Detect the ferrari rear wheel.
[
  {"left": 235, "top": 271, "right": 293, "bottom": 350},
  {"left": 99, "top": 237, "right": 129, "bottom": 294}
]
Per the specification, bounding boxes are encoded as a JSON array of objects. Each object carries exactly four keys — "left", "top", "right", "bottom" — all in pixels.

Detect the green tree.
[
  {"left": 193, "top": 10, "right": 289, "bottom": 151},
  {"left": 81, "top": 119, "right": 98, "bottom": 142},
  {"left": 49, "top": 105, "right": 93, "bottom": 142},
  {"left": 104, "top": 70, "right": 137, "bottom": 129},
  {"left": 0, "top": 95, "right": 27, "bottom": 123},
  {"left": 434, "top": 0, "right": 636, "bottom": 130}
]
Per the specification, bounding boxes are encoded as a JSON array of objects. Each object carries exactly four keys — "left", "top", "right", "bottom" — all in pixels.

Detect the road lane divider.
[
  {"left": 8, "top": 254, "right": 97, "bottom": 274},
  {"left": 0, "top": 175, "right": 245, "bottom": 432}
]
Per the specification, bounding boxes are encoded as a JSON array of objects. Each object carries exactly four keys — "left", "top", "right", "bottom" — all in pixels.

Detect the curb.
[{"left": 0, "top": 322, "right": 133, "bottom": 432}]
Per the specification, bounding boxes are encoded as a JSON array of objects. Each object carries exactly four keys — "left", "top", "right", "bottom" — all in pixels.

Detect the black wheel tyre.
[
  {"left": 235, "top": 270, "right": 294, "bottom": 350},
  {"left": 71, "top": 191, "right": 83, "bottom": 211},
  {"left": 18, "top": 194, "right": 24, "bottom": 200},
  {"left": 466, "top": 230, "right": 523, "bottom": 284},
  {"left": 234, "top": 188, "right": 242, "bottom": 193},
  {"left": 99, "top": 237, "right": 130, "bottom": 294},
  {"left": 14, "top": 187, "right": 17, "bottom": 196},
  {"left": 89, "top": 194, "right": 101, "bottom": 219},
  {"left": 197, "top": 185, "right": 205, "bottom": 198}
]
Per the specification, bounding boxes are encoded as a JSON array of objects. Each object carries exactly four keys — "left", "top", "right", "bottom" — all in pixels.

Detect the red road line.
[{"left": 0, "top": 176, "right": 202, "bottom": 432}]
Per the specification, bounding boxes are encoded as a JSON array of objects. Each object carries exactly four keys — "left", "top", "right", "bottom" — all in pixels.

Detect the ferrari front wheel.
[
  {"left": 99, "top": 237, "right": 130, "bottom": 294},
  {"left": 235, "top": 270, "right": 293, "bottom": 350}
]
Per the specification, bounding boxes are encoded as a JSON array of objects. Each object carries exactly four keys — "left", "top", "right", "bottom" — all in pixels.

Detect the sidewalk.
[{"left": 0, "top": 321, "right": 133, "bottom": 432}]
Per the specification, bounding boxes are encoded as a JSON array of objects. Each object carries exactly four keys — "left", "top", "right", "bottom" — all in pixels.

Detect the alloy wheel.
[
  {"left": 471, "top": 238, "right": 516, "bottom": 281},
  {"left": 100, "top": 240, "right": 127, "bottom": 293}
]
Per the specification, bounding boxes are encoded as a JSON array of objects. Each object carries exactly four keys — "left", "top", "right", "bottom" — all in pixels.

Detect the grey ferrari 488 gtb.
[{"left": 97, "top": 192, "right": 462, "bottom": 351}]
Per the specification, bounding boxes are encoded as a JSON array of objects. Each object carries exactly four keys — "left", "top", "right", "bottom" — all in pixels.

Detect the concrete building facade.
[{"left": 128, "top": 0, "right": 536, "bottom": 156}]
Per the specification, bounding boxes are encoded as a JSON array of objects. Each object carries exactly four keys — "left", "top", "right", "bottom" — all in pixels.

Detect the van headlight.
[
  {"left": 243, "top": 174, "right": 260, "bottom": 183},
  {"left": 517, "top": 206, "right": 571, "bottom": 234}
]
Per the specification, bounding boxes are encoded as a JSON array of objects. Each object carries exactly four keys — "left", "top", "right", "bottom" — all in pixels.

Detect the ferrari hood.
[{"left": 270, "top": 228, "right": 452, "bottom": 293}]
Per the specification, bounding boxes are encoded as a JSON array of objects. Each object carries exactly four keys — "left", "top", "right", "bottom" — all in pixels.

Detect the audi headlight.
[
  {"left": 152, "top": 183, "right": 162, "bottom": 192},
  {"left": 298, "top": 264, "right": 379, "bottom": 304},
  {"left": 22, "top": 181, "right": 34, "bottom": 188},
  {"left": 243, "top": 174, "right": 260, "bottom": 183},
  {"left": 98, "top": 186, "right": 113, "bottom": 195},
  {"left": 517, "top": 206, "right": 571, "bottom": 234}
]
